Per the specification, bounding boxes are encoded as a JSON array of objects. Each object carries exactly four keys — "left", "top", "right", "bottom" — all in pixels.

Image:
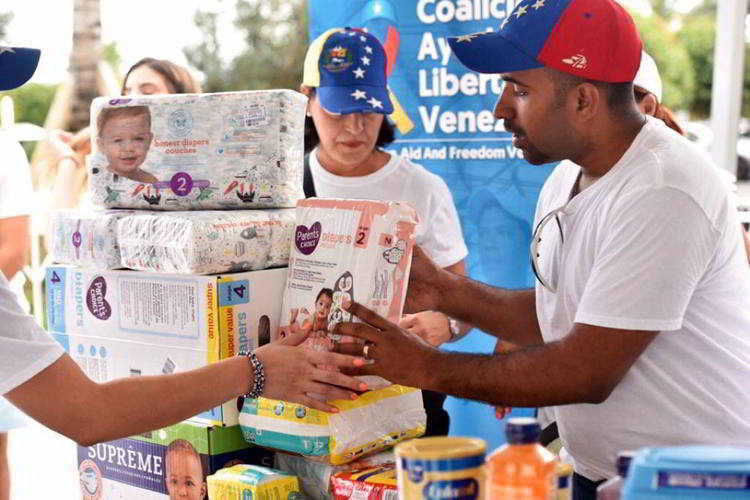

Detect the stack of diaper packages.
[
  {"left": 239, "top": 199, "right": 427, "bottom": 475},
  {"left": 45, "top": 89, "right": 309, "bottom": 499}
]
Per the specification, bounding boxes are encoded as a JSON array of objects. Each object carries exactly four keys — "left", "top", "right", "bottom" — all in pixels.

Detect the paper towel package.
[
  {"left": 330, "top": 462, "right": 398, "bottom": 500},
  {"left": 206, "top": 465, "right": 301, "bottom": 500},
  {"left": 88, "top": 89, "right": 306, "bottom": 210},
  {"left": 117, "top": 209, "right": 296, "bottom": 275},
  {"left": 77, "top": 421, "right": 274, "bottom": 499},
  {"left": 50, "top": 209, "right": 135, "bottom": 269},
  {"left": 275, "top": 451, "right": 395, "bottom": 500},
  {"left": 45, "top": 265, "right": 285, "bottom": 361}
]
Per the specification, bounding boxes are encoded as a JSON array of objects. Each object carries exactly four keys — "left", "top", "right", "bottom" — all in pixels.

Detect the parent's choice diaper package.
[
  {"left": 89, "top": 90, "right": 306, "bottom": 210},
  {"left": 240, "top": 199, "right": 426, "bottom": 465},
  {"left": 50, "top": 209, "right": 135, "bottom": 269},
  {"left": 118, "top": 209, "right": 296, "bottom": 274}
]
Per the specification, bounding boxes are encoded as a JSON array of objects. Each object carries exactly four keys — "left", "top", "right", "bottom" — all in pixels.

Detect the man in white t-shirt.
[
  {"left": 333, "top": 2, "right": 750, "bottom": 499},
  {"left": 0, "top": 123, "right": 35, "bottom": 500}
]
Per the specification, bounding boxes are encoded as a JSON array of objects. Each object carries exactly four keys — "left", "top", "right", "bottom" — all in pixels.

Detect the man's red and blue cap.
[
  {"left": 0, "top": 46, "right": 41, "bottom": 91},
  {"left": 448, "top": 0, "right": 642, "bottom": 83},
  {"left": 303, "top": 27, "right": 393, "bottom": 115}
]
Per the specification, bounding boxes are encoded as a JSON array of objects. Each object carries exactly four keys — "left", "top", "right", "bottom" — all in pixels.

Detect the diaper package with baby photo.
[
  {"left": 206, "top": 464, "right": 300, "bottom": 500},
  {"left": 49, "top": 208, "right": 135, "bottom": 269},
  {"left": 239, "top": 198, "right": 425, "bottom": 465},
  {"left": 117, "top": 209, "right": 296, "bottom": 274},
  {"left": 88, "top": 89, "right": 306, "bottom": 210}
]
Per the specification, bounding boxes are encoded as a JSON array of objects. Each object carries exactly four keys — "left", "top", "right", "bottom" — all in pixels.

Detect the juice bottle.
[{"left": 487, "top": 417, "right": 557, "bottom": 499}]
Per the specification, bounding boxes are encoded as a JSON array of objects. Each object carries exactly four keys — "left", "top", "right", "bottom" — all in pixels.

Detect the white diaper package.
[
  {"left": 49, "top": 209, "right": 134, "bottom": 269},
  {"left": 275, "top": 450, "right": 394, "bottom": 500},
  {"left": 239, "top": 198, "right": 425, "bottom": 465},
  {"left": 88, "top": 89, "right": 306, "bottom": 210},
  {"left": 117, "top": 209, "right": 296, "bottom": 274}
]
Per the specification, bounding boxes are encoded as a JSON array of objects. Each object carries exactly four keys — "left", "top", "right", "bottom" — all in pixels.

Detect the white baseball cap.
[{"left": 633, "top": 51, "right": 662, "bottom": 102}]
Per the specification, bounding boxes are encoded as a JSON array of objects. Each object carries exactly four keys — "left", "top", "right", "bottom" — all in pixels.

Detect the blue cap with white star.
[
  {"left": 303, "top": 27, "right": 393, "bottom": 115},
  {"left": 0, "top": 46, "right": 40, "bottom": 91}
]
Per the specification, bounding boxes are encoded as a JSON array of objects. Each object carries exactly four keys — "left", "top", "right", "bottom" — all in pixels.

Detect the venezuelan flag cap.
[
  {"left": 448, "top": 0, "right": 642, "bottom": 83},
  {"left": 303, "top": 27, "right": 393, "bottom": 115},
  {"left": 0, "top": 46, "right": 41, "bottom": 91}
]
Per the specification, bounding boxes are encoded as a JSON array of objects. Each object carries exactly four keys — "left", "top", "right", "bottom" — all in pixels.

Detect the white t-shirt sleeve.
[
  {"left": 0, "top": 274, "right": 64, "bottom": 396},
  {"left": 419, "top": 176, "right": 468, "bottom": 269},
  {"left": 575, "top": 187, "right": 718, "bottom": 331},
  {"left": 0, "top": 134, "right": 34, "bottom": 218}
]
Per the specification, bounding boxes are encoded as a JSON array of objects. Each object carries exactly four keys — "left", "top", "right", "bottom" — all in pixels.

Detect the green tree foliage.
[
  {"left": 677, "top": 15, "right": 715, "bottom": 118},
  {"left": 631, "top": 10, "right": 695, "bottom": 112},
  {"left": 185, "top": 0, "right": 308, "bottom": 93}
]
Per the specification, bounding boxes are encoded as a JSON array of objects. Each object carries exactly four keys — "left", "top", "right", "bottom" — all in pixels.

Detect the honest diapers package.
[
  {"left": 49, "top": 208, "right": 135, "bottom": 269},
  {"left": 117, "top": 209, "right": 296, "bottom": 275},
  {"left": 89, "top": 90, "right": 306, "bottom": 210},
  {"left": 206, "top": 464, "right": 300, "bottom": 500},
  {"left": 240, "top": 198, "right": 425, "bottom": 465}
]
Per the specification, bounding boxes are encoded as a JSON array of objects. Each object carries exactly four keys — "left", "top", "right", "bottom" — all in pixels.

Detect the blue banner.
[{"left": 307, "top": 0, "right": 555, "bottom": 451}]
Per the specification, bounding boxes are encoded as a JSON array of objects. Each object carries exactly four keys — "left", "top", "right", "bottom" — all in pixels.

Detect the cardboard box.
[
  {"left": 46, "top": 265, "right": 286, "bottom": 357},
  {"left": 47, "top": 265, "right": 286, "bottom": 424},
  {"left": 78, "top": 421, "right": 274, "bottom": 499}
]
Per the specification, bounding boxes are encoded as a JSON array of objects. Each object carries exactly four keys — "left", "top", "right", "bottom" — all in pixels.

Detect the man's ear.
[
  {"left": 572, "top": 82, "right": 601, "bottom": 121},
  {"left": 639, "top": 93, "right": 659, "bottom": 117}
]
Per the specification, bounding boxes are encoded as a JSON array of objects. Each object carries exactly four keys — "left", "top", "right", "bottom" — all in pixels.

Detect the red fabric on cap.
[{"left": 538, "top": 0, "right": 642, "bottom": 82}]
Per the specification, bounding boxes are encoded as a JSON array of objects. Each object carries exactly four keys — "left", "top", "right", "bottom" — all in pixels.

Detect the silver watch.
[{"left": 448, "top": 318, "right": 461, "bottom": 340}]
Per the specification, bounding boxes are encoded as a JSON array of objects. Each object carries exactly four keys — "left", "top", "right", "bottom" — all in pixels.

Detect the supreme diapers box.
[
  {"left": 117, "top": 209, "right": 296, "bottom": 275},
  {"left": 88, "top": 89, "right": 306, "bottom": 210},
  {"left": 207, "top": 464, "right": 301, "bottom": 500},
  {"left": 46, "top": 265, "right": 286, "bottom": 355},
  {"left": 275, "top": 450, "right": 394, "bottom": 500},
  {"left": 49, "top": 208, "right": 135, "bottom": 270},
  {"left": 77, "top": 421, "right": 274, "bottom": 499}
]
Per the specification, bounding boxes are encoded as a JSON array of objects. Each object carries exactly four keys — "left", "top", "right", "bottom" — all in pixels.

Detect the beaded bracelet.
[{"left": 238, "top": 350, "right": 265, "bottom": 399}]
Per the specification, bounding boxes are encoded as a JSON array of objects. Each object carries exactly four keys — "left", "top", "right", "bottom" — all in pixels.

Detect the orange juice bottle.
[{"left": 487, "top": 417, "right": 557, "bottom": 499}]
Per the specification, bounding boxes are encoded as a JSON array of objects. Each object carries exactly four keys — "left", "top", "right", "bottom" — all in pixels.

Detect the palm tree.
[{"left": 69, "top": 0, "right": 101, "bottom": 131}]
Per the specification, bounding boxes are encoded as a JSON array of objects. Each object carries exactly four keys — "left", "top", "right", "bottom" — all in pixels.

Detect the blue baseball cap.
[
  {"left": 0, "top": 46, "right": 41, "bottom": 91},
  {"left": 448, "top": 0, "right": 641, "bottom": 83},
  {"left": 303, "top": 27, "right": 393, "bottom": 115}
]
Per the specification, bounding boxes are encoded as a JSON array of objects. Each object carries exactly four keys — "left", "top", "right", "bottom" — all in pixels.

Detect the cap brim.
[
  {"left": 0, "top": 47, "right": 41, "bottom": 91},
  {"left": 448, "top": 32, "right": 541, "bottom": 74},
  {"left": 318, "top": 84, "right": 394, "bottom": 115}
]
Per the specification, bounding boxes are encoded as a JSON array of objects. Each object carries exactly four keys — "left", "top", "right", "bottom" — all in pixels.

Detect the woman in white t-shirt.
[{"left": 299, "top": 28, "right": 469, "bottom": 436}]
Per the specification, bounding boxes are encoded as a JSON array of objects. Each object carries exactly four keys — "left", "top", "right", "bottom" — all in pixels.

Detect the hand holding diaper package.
[
  {"left": 50, "top": 208, "right": 134, "bottom": 269},
  {"left": 206, "top": 464, "right": 301, "bottom": 500},
  {"left": 117, "top": 209, "right": 296, "bottom": 274},
  {"left": 239, "top": 198, "right": 426, "bottom": 465},
  {"left": 89, "top": 90, "right": 306, "bottom": 210}
]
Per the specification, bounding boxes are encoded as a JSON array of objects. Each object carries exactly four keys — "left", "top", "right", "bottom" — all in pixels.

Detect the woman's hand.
[
  {"left": 254, "top": 330, "right": 368, "bottom": 412},
  {"left": 47, "top": 129, "right": 76, "bottom": 159},
  {"left": 400, "top": 311, "right": 451, "bottom": 347}
]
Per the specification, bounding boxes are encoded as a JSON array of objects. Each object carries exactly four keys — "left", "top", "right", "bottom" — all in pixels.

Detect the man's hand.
[
  {"left": 334, "top": 301, "right": 438, "bottom": 389},
  {"left": 399, "top": 311, "right": 451, "bottom": 347},
  {"left": 404, "top": 246, "right": 445, "bottom": 314}
]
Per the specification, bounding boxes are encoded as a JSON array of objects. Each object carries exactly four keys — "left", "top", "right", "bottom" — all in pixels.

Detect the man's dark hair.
[
  {"left": 303, "top": 88, "right": 396, "bottom": 153},
  {"left": 548, "top": 68, "right": 636, "bottom": 117}
]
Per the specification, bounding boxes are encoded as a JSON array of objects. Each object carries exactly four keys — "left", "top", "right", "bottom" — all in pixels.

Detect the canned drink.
[
  {"left": 395, "top": 437, "right": 486, "bottom": 500},
  {"left": 557, "top": 462, "right": 573, "bottom": 500}
]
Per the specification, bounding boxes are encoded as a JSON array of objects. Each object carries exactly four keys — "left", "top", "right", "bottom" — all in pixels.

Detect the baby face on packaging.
[
  {"left": 165, "top": 450, "right": 206, "bottom": 500},
  {"left": 98, "top": 112, "right": 152, "bottom": 175}
]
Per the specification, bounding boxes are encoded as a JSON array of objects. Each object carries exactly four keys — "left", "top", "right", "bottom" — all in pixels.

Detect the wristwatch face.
[{"left": 449, "top": 318, "right": 460, "bottom": 338}]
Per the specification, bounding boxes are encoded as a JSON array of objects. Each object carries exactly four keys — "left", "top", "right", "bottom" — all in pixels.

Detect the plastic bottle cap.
[
  {"left": 505, "top": 417, "right": 541, "bottom": 445},
  {"left": 617, "top": 450, "right": 636, "bottom": 478}
]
